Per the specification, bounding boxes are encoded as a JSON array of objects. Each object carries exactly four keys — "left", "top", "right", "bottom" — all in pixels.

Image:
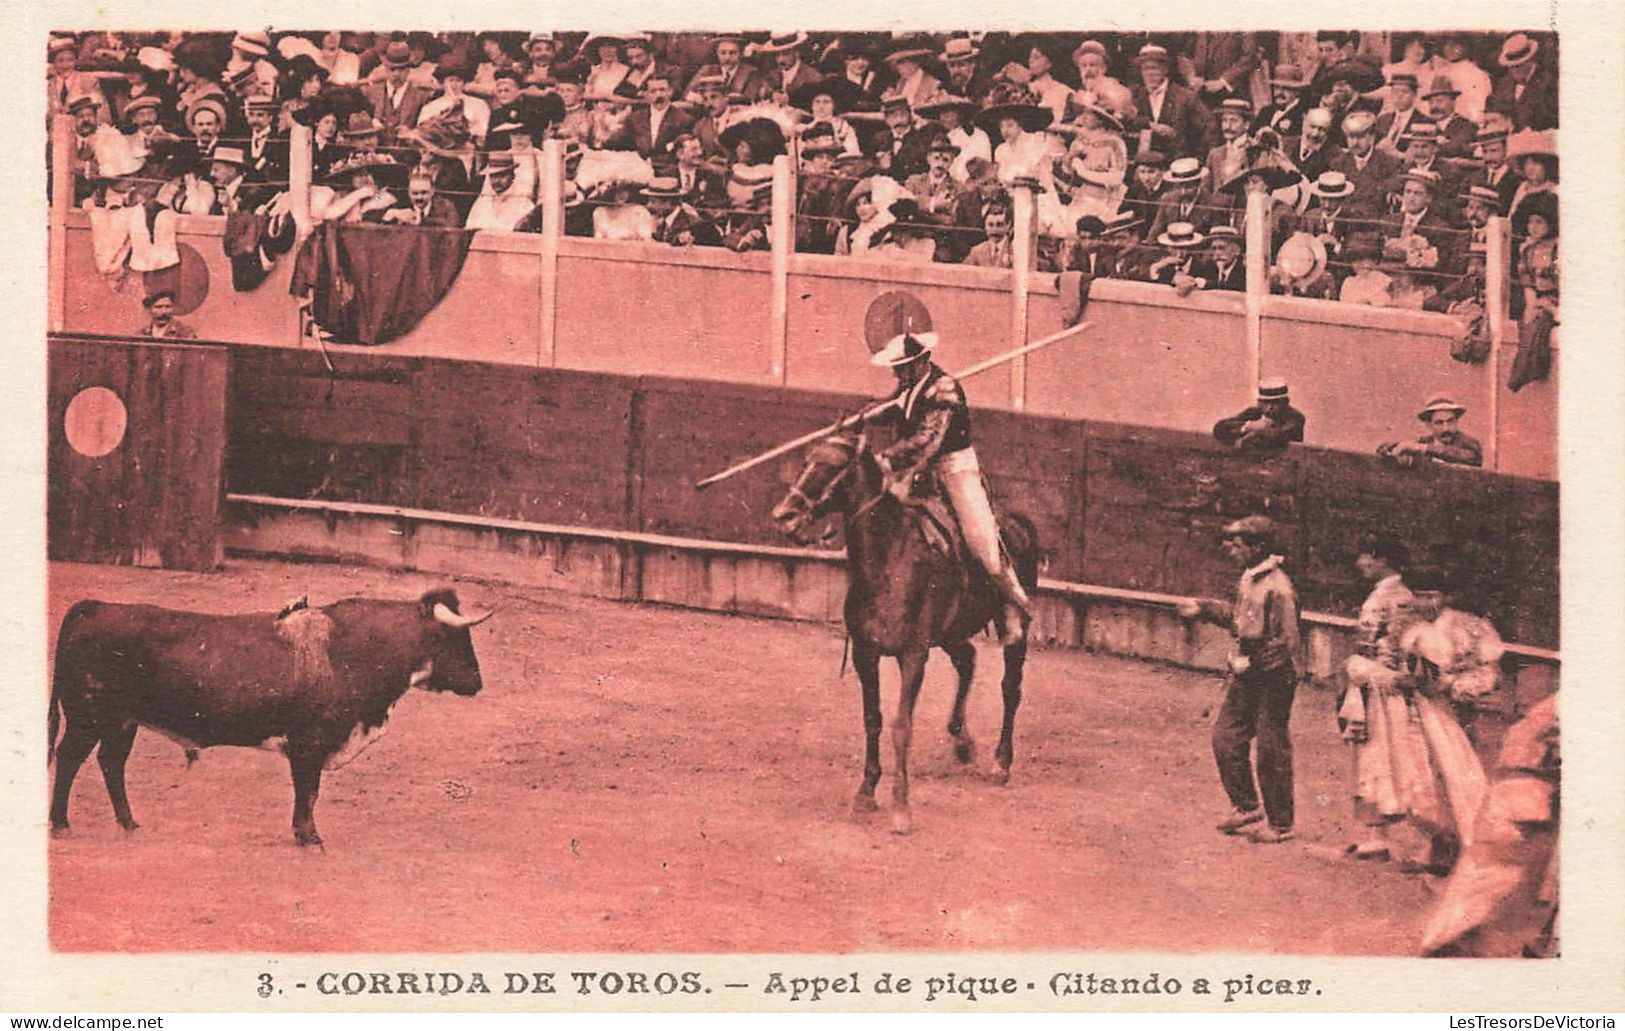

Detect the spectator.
[
  {"left": 797, "top": 81, "right": 865, "bottom": 157},
  {"left": 1051, "top": 96, "right": 1130, "bottom": 224},
  {"left": 1330, "top": 111, "right": 1403, "bottom": 214},
  {"left": 885, "top": 41, "right": 948, "bottom": 113},
  {"left": 868, "top": 198, "right": 938, "bottom": 264},
  {"left": 671, "top": 133, "right": 725, "bottom": 207},
  {"left": 584, "top": 88, "right": 634, "bottom": 150},
  {"left": 49, "top": 35, "right": 107, "bottom": 123},
  {"left": 316, "top": 31, "right": 362, "bottom": 86},
  {"left": 277, "top": 56, "right": 330, "bottom": 133},
  {"left": 904, "top": 138, "right": 968, "bottom": 244},
  {"left": 467, "top": 33, "right": 520, "bottom": 97},
  {"left": 876, "top": 92, "right": 941, "bottom": 182},
  {"left": 684, "top": 34, "right": 760, "bottom": 105},
  {"left": 606, "top": 71, "right": 694, "bottom": 175},
  {"left": 719, "top": 167, "right": 773, "bottom": 253},
  {"left": 181, "top": 98, "right": 228, "bottom": 175},
  {"left": 190, "top": 145, "right": 251, "bottom": 215},
  {"left": 365, "top": 41, "right": 433, "bottom": 147},
  {"left": 382, "top": 171, "right": 462, "bottom": 226},
  {"left": 757, "top": 33, "right": 822, "bottom": 104},
  {"left": 835, "top": 176, "right": 895, "bottom": 257},
  {"left": 940, "top": 36, "right": 996, "bottom": 102},
  {"left": 1420, "top": 76, "right": 1478, "bottom": 159},
  {"left": 240, "top": 94, "right": 287, "bottom": 188},
  {"left": 619, "top": 35, "right": 679, "bottom": 99},
  {"left": 1174, "top": 515, "right": 1303, "bottom": 845},
  {"left": 317, "top": 153, "right": 403, "bottom": 223},
  {"left": 224, "top": 32, "right": 279, "bottom": 102},
  {"left": 795, "top": 128, "right": 848, "bottom": 254},
  {"left": 548, "top": 64, "right": 592, "bottom": 145},
  {"left": 1203, "top": 98, "right": 1252, "bottom": 194},
  {"left": 1508, "top": 150, "right": 1557, "bottom": 227},
  {"left": 1459, "top": 185, "right": 1502, "bottom": 249},
  {"left": 1424, "top": 240, "right": 1489, "bottom": 318},
  {"left": 1121, "top": 149, "right": 1170, "bottom": 239},
  {"left": 1212, "top": 378, "right": 1306, "bottom": 452},
  {"left": 1253, "top": 64, "right": 1313, "bottom": 140},
  {"left": 832, "top": 40, "right": 884, "bottom": 104},
  {"left": 1381, "top": 34, "right": 1434, "bottom": 109},
  {"left": 1488, "top": 33, "right": 1557, "bottom": 132},
  {"left": 1338, "top": 238, "right": 1393, "bottom": 305},
  {"left": 1433, "top": 33, "right": 1492, "bottom": 124},
  {"left": 67, "top": 94, "right": 126, "bottom": 203},
  {"left": 1377, "top": 394, "right": 1485, "bottom": 468},
  {"left": 1271, "top": 230, "right": 1337, "bottom": 299},
  {"left": 1284, "top": 107, "right": 1342, "bottom": 183},
  {"left": 1144, "top": 220, "right": 1208, "bottom": 294},
  {"left": 464, "top": 152, "right": 535, "bottom": 232},
  {"left": 173, "top": 43, "right": 228, "bottom": 127},
  {"left": 109, "top": 48, "right": 180, "bottom": 129},
  {"left": 1145, "top": 156, "right": 1209, "bottom": 241},
  {"left": 646, "top": 177, "right": 720, "bottom": 247},
  {"left": 1071, "top": 39, "right": 1130, "bottom": 111},
  {"left": 590, "top": 178, "right": 654, "bottom": 241},
  {"left": 1196, "top": 224, "right": 1246, "bottom": 291},
  {"left": 961, "top": 201, "right": 1013, "bottom": 268},
  {"left": 687, "top": 74, "right": 732, "bottom": 162},
  {"left": 1472, "top": 118, "right": 1522, "bottom": 212},
  {"left": 916, "top": 97, "right": 988, "bottom": 184},
  {"left": 308, "top": 105, "right": 345, "bottom": 182},
  {"left": 1375, "top": 72, "right": 1433, "bottom": 156},
  {"left": 1398, "top": 123, "right": 1464, "bottom": 217},
  {"left": 581, "top": 34, "right": 630, "bottom": 99},
  {"left": 1128, "top": 43, "right": 1214, "bottom": 160},
  {"left": 1383, "top": 168, "right": 1460, "bottom": 274},
  {"left": 521, "top": 33, "right": 559, "bottom": 90},
  {"left": 136, "top": 289, "right": 198, "bottom": 339},
  {"left": 1514, "top": 191, "right": 1558, "bottom": 323},
  {"left": 1065, "top": 214, "right": 1124, "bottom": 278},
  {"left": 1317, "top": 63, "right": 1384, "bottom": 145},
  {"left": 1178, "top": 32, "right": 1260, "bottom": 109},
  {"left": 1018, "top": 40, "right": 1072, "bottom": 123},
  {"left": 417, "top": 58, "right": 490, "bottom": 145}
]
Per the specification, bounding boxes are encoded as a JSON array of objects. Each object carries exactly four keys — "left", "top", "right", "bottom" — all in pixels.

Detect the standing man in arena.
[
  {"left": 1177, "top": 516, "right": 1303, "bottom": 844},
  {"left": 865, "top": 326, "right": 1033, "bottom": 645}
]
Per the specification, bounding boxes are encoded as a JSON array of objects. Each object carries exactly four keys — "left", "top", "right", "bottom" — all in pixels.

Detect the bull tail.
[{"left": 49, "top": 601, "right": 97, "bottom": 767}]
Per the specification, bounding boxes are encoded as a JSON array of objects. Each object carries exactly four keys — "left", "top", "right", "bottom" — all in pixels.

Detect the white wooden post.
[
  {"left": 1244, "top": 189, "right": 1269, "bottom": 393},
  {"left": 769, "top": 153, "right": 793, "bottom": 384},
  {"left": 539, "top": 138, "right": 565, "bottom": 369},
  {"left": 287, "top": 124, "right": 312, "bottom": 232},
  {"left": 1008, "top": 181, "right": 1037, "bottom": 410},
  {"left": 49, "top": 115, "right": 73, "bottom": 333},
  {"left": 1484, "top": 215, "right": 1513, "bottom": 472}
]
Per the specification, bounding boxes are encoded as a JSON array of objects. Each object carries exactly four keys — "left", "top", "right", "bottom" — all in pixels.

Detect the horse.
[{"left": 771, "top": 431, "right": 1039, "bottom": 834}]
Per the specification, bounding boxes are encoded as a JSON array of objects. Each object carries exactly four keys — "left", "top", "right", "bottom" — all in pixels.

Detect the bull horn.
[{"left": 433, "top": 603, "right": 494, "bottom": 629}]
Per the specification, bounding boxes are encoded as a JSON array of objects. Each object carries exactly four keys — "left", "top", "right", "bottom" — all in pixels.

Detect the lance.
[{"left": 693, "top": 321, "right": 1093, "bottom": 491}]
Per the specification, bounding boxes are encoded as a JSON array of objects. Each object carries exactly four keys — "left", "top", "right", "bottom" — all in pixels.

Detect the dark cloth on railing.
[
  {"left": 223, "top": 208, "right": 297, "bottom": 292},
  {"left": 290, "top": 222, "right": 475, "bottom": 345},
  {"left": 1509, "top": 308, "right": 1554, "bottom": 392}
]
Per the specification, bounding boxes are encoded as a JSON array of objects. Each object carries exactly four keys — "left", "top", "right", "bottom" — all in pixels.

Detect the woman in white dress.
[{"left": 591, "top": 179, "right": 656, "bottom": 241}]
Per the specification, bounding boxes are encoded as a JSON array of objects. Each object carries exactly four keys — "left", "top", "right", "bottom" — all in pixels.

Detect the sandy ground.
[{"left": 46, "top": 557, "right": 1437, "bottom": 954}]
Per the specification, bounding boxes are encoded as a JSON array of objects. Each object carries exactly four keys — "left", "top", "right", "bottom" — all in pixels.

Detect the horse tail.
[
  {"left": 49, "top": 601, "right": 97, "bottom": 767},
  {"left": 999, "top": 511, "right": 1041, "bottom": 590}
]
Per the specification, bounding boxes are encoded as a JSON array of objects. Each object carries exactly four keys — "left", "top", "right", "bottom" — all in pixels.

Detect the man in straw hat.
[
  {"left": 1377, "top": 395, "right": 1484, "bottom": 468},
  {"left": 1212, "top": 378, "right": 1306, "bottom": 452},
  {"left": 756, "top": 33, "right": 822, "bottom": 104},
  {"left": 1472, "top": 116, "right": 1523, "bottom": 212},
  {"left": 1128, "top": 43, "right": 1216, "bottom": 161},
  {"left": 1421, "top": 75, "right": 1479, "bottom": 160},
  {"left": 876, "top": 91, "right": 940, "bottom": 182},
  {"left": 1384, "top": 167, "right": 1462, "bottom": 273},
  {"left": 1204, "top": 97, "right": 1254, "bottom": 191},
  {"left": 884, "top": 39, "right": 946, "bottom": 113},
  {"left": 464, "top": 152, "right": 534, "bottom": 233},
  {"left": 685, "top": 34, "right": 762, "bottom": 106},
  {"left": 863, "top": 307, "right": 1034, "bottom": 644},
  {"left": 1488, "top": 32, "right": 1557, "bottom": 132},
  {"left": 1145, "top": 156, "right": 1209, "bottom": 243},
  {"left": 1144, "top": 220, "right": 1208, "bottom": 294},
  {"left": 1175, "top": 515, "right": 1303, "bottom": 845}
]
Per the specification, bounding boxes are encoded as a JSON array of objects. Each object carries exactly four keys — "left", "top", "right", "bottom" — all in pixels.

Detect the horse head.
[{"left": 771, "top": 432, "right": 871, "bottom": 545}]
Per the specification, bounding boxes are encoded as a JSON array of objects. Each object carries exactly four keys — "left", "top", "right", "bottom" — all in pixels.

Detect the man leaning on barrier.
[{"left": 1212, "top": 378, "right": 1306, "bottom": 453}]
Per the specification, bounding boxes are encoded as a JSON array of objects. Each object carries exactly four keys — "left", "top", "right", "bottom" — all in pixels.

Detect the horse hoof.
[
  {"left": 953, "top": 738, "right": 977, "bottom": 765},
  {"left": 987, "top": 764, "right": 1011, "bottom": 786},
  {"left": 50, "top": 823, "right": 70, "bottom": 839},
  {"left": 294, "top": 829, "right": 324, "bottom": 848},
  {"left": 851, "top": 794, "right": 878, "bottom": 817},
  {"left": 119, "top": 820, "right": 141, "bottom": 833},
  {"left": 890, "top": 808, "right": 913, "bottom": 835}
]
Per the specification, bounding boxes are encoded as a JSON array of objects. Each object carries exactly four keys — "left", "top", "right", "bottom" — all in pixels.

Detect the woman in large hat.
[
  {"left": 977, "top": 81, "right": 1055, "bottom": 186},
  {"left": 579, "top": 34, "right": 630, "bottom": 98},
  {"left": 590, "top": 177, "right": 656, "bottom": 241},
  {"left": 315, "top": 151, "right": 407, "bottom": 223},
  {"left": 790, "top": 79, "right": 865, "bottom": 156},
  {"left": 1049, "top": 89, "right": 1131, "bottom": 226}
]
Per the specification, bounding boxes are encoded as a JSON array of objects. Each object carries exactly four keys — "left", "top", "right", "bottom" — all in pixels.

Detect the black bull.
[{"left": 48, "top": 588, "right": 492, "bottom": 846}]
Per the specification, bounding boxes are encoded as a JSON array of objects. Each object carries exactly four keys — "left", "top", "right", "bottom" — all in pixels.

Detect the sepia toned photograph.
[{"left": 20, "top": 12, "right": 1611, "bottom": 1010}]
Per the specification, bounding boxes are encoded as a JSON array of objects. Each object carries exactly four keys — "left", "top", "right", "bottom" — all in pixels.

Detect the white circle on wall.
[{"left": 64, "top": 386, "right": 128, "bottom": 458}]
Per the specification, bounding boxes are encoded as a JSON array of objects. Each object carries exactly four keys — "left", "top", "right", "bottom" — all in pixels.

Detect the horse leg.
[
  {"left": 889, "top": 648, "right": 930, "bottom": 834},
  {"left": 942, "top": 637, "right": 978, "bottom": 765},
  {"left": 851, "top": 637, "right": 883, "bottom": 817},
  {"left": 991, "top": 639, "right": 1028, "bottom": 785}
]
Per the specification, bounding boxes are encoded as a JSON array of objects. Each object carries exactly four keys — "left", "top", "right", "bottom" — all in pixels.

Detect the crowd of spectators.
[{"left": 53, "top": 29, "right": 1558, "bottom": 316}]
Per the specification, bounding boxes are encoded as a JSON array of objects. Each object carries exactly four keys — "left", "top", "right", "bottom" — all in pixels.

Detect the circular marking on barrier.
[
  {"left": 64, "top": 386, "right": 128, "bottom": 458},
  {"left": 864, "top": 290, "right": 933, "bottom": 355},
  {"left": 141, "top": 243, "right": 210, "bottom": 316}
]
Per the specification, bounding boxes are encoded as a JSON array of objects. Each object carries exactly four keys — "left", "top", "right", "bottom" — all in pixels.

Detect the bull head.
[{"left": 417, "top": 589, "right": 493, "bottom": 696}]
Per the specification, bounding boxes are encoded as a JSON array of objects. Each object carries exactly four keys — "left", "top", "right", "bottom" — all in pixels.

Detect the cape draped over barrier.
[{"left": 290, "top": 223, "right": 476, "bottom": 346}]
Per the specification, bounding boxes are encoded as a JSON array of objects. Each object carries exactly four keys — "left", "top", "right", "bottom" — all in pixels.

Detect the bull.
[{"left": 48, "top": 588, "right": 493, "bottom": 847}]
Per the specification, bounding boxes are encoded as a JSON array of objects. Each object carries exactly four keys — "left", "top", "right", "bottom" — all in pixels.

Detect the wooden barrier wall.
[
  {"left": 58, "top": 213, "right": 1559, "bottom": 480},
  {"left": 216, "top": 345, "right": 1557, "bottom": 649},
  {"left": 48, "top": 338, "right": 228, "bottom": 571}
]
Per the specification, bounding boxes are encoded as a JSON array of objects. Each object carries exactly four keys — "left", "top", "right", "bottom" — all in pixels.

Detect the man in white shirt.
[{"left": 464, "top": 153, "right": 534, "bottom": 232}]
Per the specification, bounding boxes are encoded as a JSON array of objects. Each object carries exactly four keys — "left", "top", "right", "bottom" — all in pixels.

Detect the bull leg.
[
  {"left": 287, "top": 750, "right": 326, "bottom": 848},
  {"left": 889, "top": 648, "right": 929, "bottom": 835},
  {"left": 49, "top": 720, "right": 99, "bottom": 835},
  {"left": 991, "top": 639, "right": 1028, "bottom": 784},
  {"left": 942, "top": 638, "right": 978, "bottom": 765},
  {"left": 851, "top": 637, "right": 883, "bottom": 817},
  {"left": 96, "top": 722, "right": 141, "bottom": 831}
]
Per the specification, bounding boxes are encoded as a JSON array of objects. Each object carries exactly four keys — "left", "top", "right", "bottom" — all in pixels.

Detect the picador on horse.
[{"left": 864, "top": 324, "right": 1035, "bottom": 646}]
